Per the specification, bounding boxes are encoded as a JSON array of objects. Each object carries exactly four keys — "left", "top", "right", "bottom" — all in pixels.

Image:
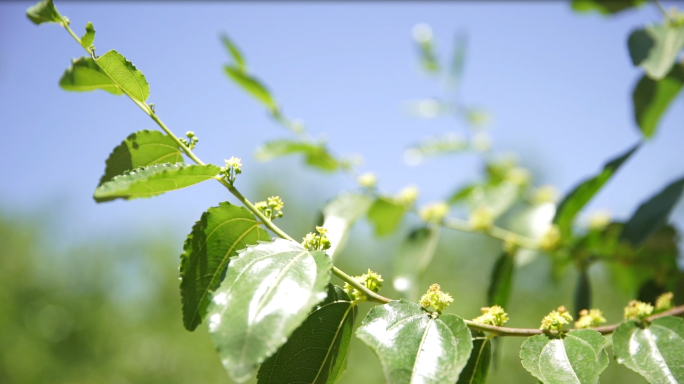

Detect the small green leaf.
[
  {"left": 628, "top": 24, "right": 684, "bottom": 80},
  {"left": 393, "top": 226, "right": 440, "bottom": 301},
  {"left": 520, "top": 330, "right": 609, "bottom": 384},
  {"left": 256, "top": 139, "right": 339, "bottom": 172},
  {"left": 93, "top": 163, "right": 220, "bottom": 202},
  {"left": 257, "top": 285, "right": 357, "bottom": 384},
  {"left": 620, "top": 176, "right": 684, "bottom": 246},
  {"left": 221, "top": 33, "right": 246, "bottom": 73},
  {"left": 207, "top": 239, "right": 331, "bottom": 383},
  {"left": 321, "top": 192, "right": 373, "bottom": 258},
  {"left": 367, "top": 197, "right": 406, "bottom": 236},
  {"left": 96, "top": 50, "right": 150, "bottom": 103},
  {"left": 457, "top": 331, "right": 492, "bottom": 384},
  {"left": 225, "top": 65, "right": 277, "bottom": 112},
  {"left": 574, "top": 269, "right": 592, "bottom": 318},
  {"left": 571, "top": 0, "right": 645, "bottom": 15},
  {"left": 487, "top": 252, "right": 515, "bottom": 308},
  {"left": 448, "top": 183, "right": 479, "bottom": 205},
  {"left": 417, "top": 40, "right": 440, "bottom": 74},
  {"left": 633, "top": 62, "right": 684, "bottom": 138},
  {"left": 59, "top": 57, "right": 123, "bottom": 95},
  {"left": 99, "top": 130, "right": 183, "bottom": 186},
  {"left": 81, "top": 21, "right": 95, "bottom": 49},
  {"left": 179, "top": 202, "right": 269, "bottom": 331},
  {"left": 554, "top": 143, "right": 639, "bottom": 238},
  {"left": 356, "top": 299, "right": 473, "bottom": 384},
  {"left": 613, "top": 317, "right": 684, "bottom": 383},
  {"left": 26, "top": 0, "right": 62, "bottom": 25}
]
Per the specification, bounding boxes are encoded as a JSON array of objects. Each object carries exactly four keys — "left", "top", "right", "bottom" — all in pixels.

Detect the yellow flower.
[{"left": 473, "top": 305, "right": 509, "bottom": 326}]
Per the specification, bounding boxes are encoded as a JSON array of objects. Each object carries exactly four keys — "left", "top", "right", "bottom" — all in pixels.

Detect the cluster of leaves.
[{"left": 28, "top": 0, "right": 684, "bottom": 383}]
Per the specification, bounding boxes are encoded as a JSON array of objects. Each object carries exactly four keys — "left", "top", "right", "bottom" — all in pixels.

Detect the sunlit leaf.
[
  {"left": 520, "top": 330, "right": 609, "bottom": 384},
  {"left": 179, "top": 202, "right": 269, "bottom": 331},
  {"left": 321, "top": 192, "right": 373, "bottom": 258},
  {"left": 96, "top": 50, "right": 150, "bottom": 103},
  {"left": 255, "top": 139, "right": 339, "bottom": 172},
  {"left": 393, "top": 226, "right": 440, "bottom": 301},
  {"left": 221, "top": 33, "right": 246, "bottom": 73},
  {"left": 574, "top": 269, "right": 591, "bottom": 318},
  {"left": 207, "top": 239, "right": 331, "bottom": 383},
  {"left": 225, "top": 65, "right": 278, "bottom": 112},
  {"left": 488, "top": 252, "right": 515, "bottom": 308},
  {"left": 457, "top": 331, "right": 492, "bottom": 384},
  {"left": 80, "top": 21, "right": 95, "bottom": 49},
  {"left": 356, "top": 299, "right": 473, "bottom": 384},
  {"left": 633, "top": 62, "right": 684, "bottom": 138},
  {"left": 367, "top": 197, "right": 406, "bottom": 236},
  {"left": 628, "top": 24, "right": 684, "bottom": 80},
  {"left": 59, "top": 57, "right": 124, "bottom": 95},
  {"left": 571, "top": 0, "right": 645, "bottom": 15},
  {"left": 257, "top": 285, "right": 356, "bottom": 384},
  {"left": 448, "top": 184, "right": 479, "bottom": 205},
  {"left": 26, "top": 0, "right": 62, "bottom": 25},
  {"left": 613, "top": 317, "right": 684, "bottom": 383}
]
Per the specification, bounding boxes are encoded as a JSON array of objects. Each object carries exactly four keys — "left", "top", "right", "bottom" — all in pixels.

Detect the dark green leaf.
[
  {"left": 26, "top": 0, "right": 62, "bottom": 25},
  {"left": 487, "top": 252, "right": 515, "bottom": 308},
  {"left": 221, "top": 34, "right": 246, "bottom": 72},
  {"left": 93, "top": 163, "right": 220, "bottom": 202},
  {"left": 321, "top": 192, "right": 373, "bottom": 258},
  {"left": 225, "top": 65, "right": 277, "bottom": 112},
  {"left": 393, "top": 226, "right": 440, "bottom": 301},
  {"left": 571, "top": 0, "right": 645, "bottom": 15},
  {"left": 613, "top": 317, "right": 684, "bottom": 383},
  {"left": 574, "top": 269, "right": 592, "bottom": 318},
  {"left": 179, "top": 202, "right": 269, "bottom": 331},
  {"left": 633, "top": 62, "right": 684, "bottom": 138},
  {"left": 367, "top": 197, "right": 406, "bottom": 236},
  {"left": 457, "top": 331, "right": 492, "bottom": 384},
  {"left": 620, "top": 176, "right": 684, "bottom": 246},
  {"left": 520, "top": 330, "right": 609, "bottom": 384},
  {"left": 554, "top": 144, "right": 639, "bottom": 238},
  {"left": 255, "top": 139, "right": 339, "bottom": 172},
  {"left": 628, "top": 24, "right": 684, "bottom": 80},
  {"left": 81, "top": 21, "right": 95, "bottom": 49},
  {"left": 96, "top": 50, "right": 150, "bottom": 103},
  {"left": 99, "top": 130, "right": 184, "bottom": 186},
  {"left": 356, "top": 300, "right": 473, "bottom": 384},
  {"left": 257, "top": 285, "right": 357, "bottom": 384},
  {"left": 207, "top": 239, "right": 331, "bottom": 383},
  {"left": 59, "top": 57, "right": 123, "bottom": 95}
]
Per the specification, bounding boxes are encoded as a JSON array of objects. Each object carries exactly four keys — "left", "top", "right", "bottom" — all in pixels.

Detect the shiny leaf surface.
[
  {"left": 628, "top": 24, "right": 684, "bottom": 80},
  {"left": 633, "top": 62, "right": 684, "bottom": 138},
  {"left": 393, "top": 226, "right": 440, "bottom": 301},
  {"left": 457, "top": 331, "right": 492, "bottom": 384},
  {"left": 321, "top": 192, "right": 373, "bottom": 258},
  {"left": 26, "top": 0, "right": 62, "bottom": 25},
  {"left": 59, "top": 57, "right": 124, "bottom": 95},
  {"left": 487, "top": 252, "right": 515, "bottom": 308},
  {"left": 367, "top": 197, "right": 406, "bottom": 236},
  {"left": 255, "top": 139, "right": 339, "bottom": 172},
  {"left": 96, "top": 50, "right": 150, "bottom": 103}
]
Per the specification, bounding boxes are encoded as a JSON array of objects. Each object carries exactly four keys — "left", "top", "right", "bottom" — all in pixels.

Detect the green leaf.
[
  {"left": 221, "top": 33, "right": 246, "bottom": 72},
  {"left": 96, "top": 50, "right": 150, "bottom": 103},
  {"left": 613, "top": 317, "right": 684, "bottom": 383},
  {"left": 93, "top": 163, "right": 220, "bottom": 203},
  {"left": 417, "top": 40, "right": 440, "bottom": 74},
  {"left": 487, "top": 252, "right": 515, "bottom": 308},
  {"left": 367, "top": 197, "right": 406, "bottom": 236},
  {"left": 520, "top": 330, "right": 609, "bottom": 384},
  {"left": 628, "top": 24, "right": 684, "bottom": 80},
  {"left": 321, "top": 192, "right": 373, "bottom": 258},
  {"left": 255, "top": 139, "right": 339, "bottom": 172},
  {"left": 59, "top": 57, "right": 123, "bottom": 95},
  {"left": 457, "top": 331, "right": 492, "bottom": 384},
  {"left": 225, "top": 65, "right": 277, "bottom": 112},
  {"left": 633, "top": 62, "right": 684, "bottom": 138},
  {"left": 99, "top": 130, "right": 184, "bottom": 186},
  {"left": 80, "top": 21, "right": 95, "bottom": 49},
  {"left": 448, "top": 32, "right": 468, "bottom": 89},
  {"left": 393, "top": 226, "right": 440, "bottom": 301},
  {"left": 620, "top": 176, "right": 684, "bottom": 246},
  {"left": 179, "top": 202, "right": 269, "bottom": 331},
  {"left": 554, "top": 144, "right": 639, "bottom": 238},
  {"left": 448, "top": 184, "right": 479, "bottom": 205},
  {"left": 257, "top": 285, "right": 357, "bottom": 384},
  {"left": 574, "top": 269, "right": 591, "bottom": 318},
  {"left": 26, "top": 0, "right": 62, "bottom": 25},
  {"left": 207, "top": 239, "right": 331, "bottom": 383},
  {"left": 357, "top": 300, "right": 472, "bottom": 384},
  {"left": 571, "top": 0, "right": 645, "bottom": 15}
]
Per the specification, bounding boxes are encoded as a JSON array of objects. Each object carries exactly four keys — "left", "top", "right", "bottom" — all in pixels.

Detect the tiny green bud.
[
  {"left": 357, "top": 172, "right": 377, "bottom": 189},
  {"left": 531, "top": 185, "right": 559, "bottom": 205},
  {"left": 396, "top": 185, "right": 419, "bottom": 207},
  {"left": 469, "top": 206, "right": 493, "bottom": 231},
  {"left": 224, "top": 156, "right": 242, "bottom": 171},
  {"left": 419, "top": 283, "right": 454, "bottom": 313},
  {"left": 301, "top": 227, "right": 332, "bottom": 251},
  {"left": 623, "top": 300, "right": 654, "bottom": 321},
  {"left": 473, "top": 305, "right": 509, "bottom": 327},
  {"left": 574, "top": 309, "right": 607, "bottom": 329},
  {"left": 655, "top": 292, "right": 674, "bottom": 312},
  {"left": 540, "top": 305, "right": 573, "bottom": 332},
  {"left": 343, "top": 269, "right": 383, "bottom": 301},
  {"left": 539, "top": 224, "right": 561, "bottom": 251},
  {"left": 419, "top": 201, "right": 449, "bottom": 223},
  {"left": 315, "top": 226, "right": 328, "bottom": 235},
  {"left": 185, "top": 131, "right": 195, "bottom": 138}
]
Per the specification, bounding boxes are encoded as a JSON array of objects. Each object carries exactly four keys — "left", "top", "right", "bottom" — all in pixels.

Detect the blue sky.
[{"left": 0, "top": 1, "right": 682, "bottom": 245}]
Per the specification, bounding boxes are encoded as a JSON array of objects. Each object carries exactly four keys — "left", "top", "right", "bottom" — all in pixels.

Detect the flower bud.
[
  {"left": 655, "top": 292, "right": 674, "bottom": 312},
  {"left": 540, "top": 306, "right": 573, "bottom": 332},
  {"left": 396, "top": 185, "right": 419, "bottom": 207},
  {"left": 624, "top": 300, "right": 654, "bottom": 321},
  {"left": 473, "top": 305, "right": 509, "bottom": 326},
  {"left": 419, "top": 284, "right": 454, "bottom": 313},
  {"left": 539, "top": 225, "right": 561, "bottom": 251},
  {"left": 469, "top": 206, "right": 493, "bottom": 231},
  {"left": 574, "top": 309, "right": 606, "bottom": 329},
  {"left": 419, "top": 201, "right": 449, "bottom": 223},
  {"left": 357, "top": 172, "right": 377, "bottom": 189}
]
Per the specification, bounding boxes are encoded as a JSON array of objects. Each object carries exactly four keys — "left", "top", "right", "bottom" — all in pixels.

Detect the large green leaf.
[
  {"left": 93, "top": 163, "right": 220, "bottom": 202},
  {"left": 207, "top": 239, "right": 331, "bottom": 383},
  {"left": 629, "top": 24, "right": 684, "bottom": 80},
  {"left": 571, "top": 0, "right": 645, "bottom": 15},
  {"left": 179, "top": 202, "right": 269, "bottom": 331},
  {"left": 257, "top": 285, "right": 357, "bottom": 384},
  {"left": 255, "top": 139, "right": 339, "bottom": 172},
  {"left": 221, "top": 33, "right": 246, "bottom": 73},
  {"left": 613, "top": 317, "right": 684, "bottom": 383},
  {"left": 356, "top": 299, "right": 473, "bottom": 384},
  {"left": 487, "top": 252, "right": 515, "bottom": 308},
  {"left": 26, "top": 0, "right": 62, "bottom": 25},
  {"left": 620, "top": 176, "right": 684, "bottom": 246},
  {"left": 554, "top": 144, "right": 639, "bottom": 238},
  {"left": 520, "top": 330, "right": 609, "bottom": 384},
  {"left": 457, "top": 331, "right": 492, "bottom": 384},
  {"left": 80, "top": 21, "right": 95, "bottom": 49},
  {"left": 633, "top": 62, "right": 684, "bottom": 138},
  {"left": 367, "top": 197, "right": 406, "bottom": 236},
  {"left": 96, "top": 50, "right": 150, "bottom": 103},
  {"left": 99, "top": 130, "right": 184, "bottom": 186},
  {"left": 393, "top": 226, "right": 440, "bottom": 301},
  {"left": 225, "top": 65, "right": 277, "bottom": 112},
  {"left": 321, "top": 192, "right": 373, "bottom": 259},
  {"left": 59, "top": 57, "right": 124, "bottom": 95}
]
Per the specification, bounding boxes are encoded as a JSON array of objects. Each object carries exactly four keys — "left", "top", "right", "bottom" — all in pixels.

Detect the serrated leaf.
[
  {"left": 321, "top": 192, "right": 373, "bottom": 259},
  {"left": 367, "top": 197, "right": 406, "bottom": 236},
  {"left": 613, "top": 317, "right": 684, "bottom": 383},
  {"left": 59, "top": 57, "right": 123, "bottom": 95},
  {"left": 571, "top": 0, "right": 645, "bottom": 15},
  {"left": 26, "top": 0, "right": 62, "bottom": 25},
  {"left": 257, "top": 285, "right": 357, "bottom": 384},
  {"left": 620, "top": 176, "right": 684, "bottom": 247},
  {"left": 99, "top": 130, "right": 183, "bottom": 186},
  {"left": 96, "top": 50, "right": 150, "bottom": 103},
  {"left": 554, "top": 144, "right": 639, "bottom": 238},
  {"left": 488, "top": 252, "right": 515, "bottom": 308},
  {"left": 207, "top": 239, "right": 331, "bottom": 383},
  {"left": 93, "top": 163, "right": 220, "bottom": 202},
  {"left": 179, "top": 202, "right": 269, "bottom": 331},
  {"left": 356, "top": 299, "right": 472, "bottom": 384},
  {"left": 393, "top": 226, "right": 440, "bottom": 301},
  {"left": 80, "top": 21, "right": 95, "bottom": 49},
  {"left": 574, "top": 269, "right": 591, "bottom": 318},
  {"left": 520, "top": 330, "right": 609, "bottom": 384},
  {"left": 225, "top": 65, "right": 277, "bottom": 112},
  {"left": 221, "top": 33, "right": 246, "bottom": 72},
  {"left": 633, "top": 62, "right": 684, "bottom": 138},
  {"left": 457, "top": 331, "right": 492, "bottom": 384},
  {"left": 255, "top": 139, "right": 339, "bottom": 172},
  {"left": 629, "top": 24, "right": 684, "bottom": 80}
]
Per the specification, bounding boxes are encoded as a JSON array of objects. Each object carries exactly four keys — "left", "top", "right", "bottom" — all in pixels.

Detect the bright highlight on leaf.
[
  {"left": 628, "top": 24, "right": 684, "bottom": 80},
  {"left": 59, "top": 57, "right": 124, "bottom": 95},
  {"left": 96, "top": 50, "right": 150, "bottom": 103}
]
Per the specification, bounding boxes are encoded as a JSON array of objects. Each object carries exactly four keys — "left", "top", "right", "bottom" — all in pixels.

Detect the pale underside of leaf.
[{"left": 96, "top": 50, "right": 150, "bottom": 103}]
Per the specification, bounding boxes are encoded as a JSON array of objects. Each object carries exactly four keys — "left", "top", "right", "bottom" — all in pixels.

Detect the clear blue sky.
[{"left": 0, "top": 1, "right": 682, "bottom": 246}]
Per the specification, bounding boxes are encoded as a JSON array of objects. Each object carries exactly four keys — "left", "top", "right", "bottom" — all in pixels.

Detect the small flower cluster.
[
  {"left": 357, "top": 172, "right": 377, "bottom": 189},
  {"left": 343, "top": 269, "right": 383, "bottom": 301},
  {"left": 574, "top": 309, "right": 606, "bottom": 329},
  {"left": 624, "top": 300, "right": 654, "bottom": 321},
  {"left": 473, "top": 305, "right": 509, "bottom": 327},
  {"left": 301, "top": 226, "right": 331, "bottom": 251},
  {"left": 255, "top": 196, "right": 284, "bottom": 220},
  {"left": 531, "top": 185, "right": 559, "bottom": 205},
  {"left": 469, "top": 206, "right": 493, "bottom": 231},
  {"left": 419, "top": 201, "right": 449, "bottom": 224},
  {"left": 540, "top": 306, "right": 573, "bottom": 332},
  {"left": 655, "top": 292, "right": 674, "bottom": 312},
  {"left": 539, "top": 225, "right": 561, "bottom": 251},
  {"left": 419, "top": 284, "right": 454, "bottom": 313},
  {"left": 222, "top": 156, "right": 242, "bottom": 184},
  {"left": 395, "top": 185, "right": 419, "bottom": 207},
  {"left": 180, "top": 131, "right": 199, "bottom": 150},
  {"left": 506, "top": 167, "right": 531, "bottom": 186}
]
